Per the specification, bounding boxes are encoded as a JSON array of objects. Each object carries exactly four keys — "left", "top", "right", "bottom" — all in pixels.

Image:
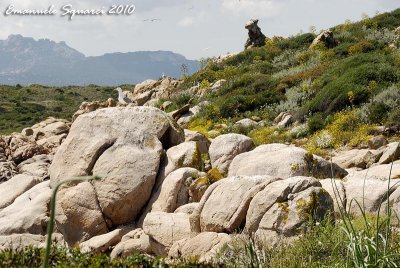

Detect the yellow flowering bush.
[{"left": 307, "top": 110, "right": 374, "bottom": 154}]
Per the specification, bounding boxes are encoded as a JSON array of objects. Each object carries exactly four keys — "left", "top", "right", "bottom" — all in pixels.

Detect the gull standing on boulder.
[{"left": 115, "top": 87, "right": 132, "bottom": 105}]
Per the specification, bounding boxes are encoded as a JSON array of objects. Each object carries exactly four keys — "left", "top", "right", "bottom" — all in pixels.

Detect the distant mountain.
[{"left": 0, "top": 35, "right": 199, "bottom": 86}]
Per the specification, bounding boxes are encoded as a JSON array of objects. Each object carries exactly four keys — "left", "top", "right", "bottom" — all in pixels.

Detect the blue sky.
[{"left": 0, "top": 0, "right": 399, "bottom": 59}]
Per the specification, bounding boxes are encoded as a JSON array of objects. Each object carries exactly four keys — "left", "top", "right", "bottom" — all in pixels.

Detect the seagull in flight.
[
  {"left": 115, "top": 87, "right": 132, "bottom": 104},
  {"left": 143, "top": 18, "right": 161, "bottom": 22}
]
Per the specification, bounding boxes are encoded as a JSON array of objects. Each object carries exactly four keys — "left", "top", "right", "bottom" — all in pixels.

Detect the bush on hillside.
[
  {"left": 224, "top": 45, "right": 281, "bottom": 67},
  {"left": 360, "top": 84, "right": 400, "bottom": 124},
  {"left": 348, "top": 40, "right": 376, "bottom": 55},
  {"left": 307, "top": 110, "right": 374, "bottom": 153},
  {"left": 275, "top": 33, "right": 316, "bottom": 50},
  {"left": 307, "top": 113, "right": 326, "bottom": 134},
  {"left": 303, "top": 51, "right": 399, "bottom": 115},
  {"left": 386, "top": 107, "right": 400, "bottom": 130}
]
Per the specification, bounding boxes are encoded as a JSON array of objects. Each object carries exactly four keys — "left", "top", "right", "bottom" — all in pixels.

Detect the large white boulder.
[
  {"left": 190, "top": 175, "right": 279, "bottom": 233},
  {"left": 79, "top": 228, "right": 132, "bottom": 254},
  {"left": 184, "top": 129, "right": 210, "bottom": 155},
  {"left": 343, "top": 169, "right": 400, "bottom": 215},
  {"left": 0, "top": 181, "right": 51, "bottom": 235},
  {"left": 209, "top": 134, "right": 254, "bottom": 175},
  {"left": 245, "top": 177, "right": 334, "bottom": 243},
  {"left": 169, "top": 232, "right": 232, "bottom": 262},
  {"left": 56, "top": 182, "right": 109, "bottom": 246},
  {"left": 110, "top": 228, "right": 162, "bottom": 259},
  {"left": 228, "top": 144, "right": 347, "bottom": 179},
  {"left": 138, "top": 142, "right": 202, "bottom": 225},
  {"left": 0, "top": 174, "right": 42, "bottom": 210},
  {"left": 150, "top": 168, "right": 200, "bottom": 213},
  {"left": 319, "top": 178, "right": 347, "bottom": 215},
  {"left": 49, "top": 107, "right": 184, "bottom": 243},
  {"left": 143, "top": 212, "right": 195, "bottom": 255},
  {"left": 17, "top": 154, "right": 51, "bottom": 179},
  {"left": 332, "top": 149, "right": 383, "bottom": 169},
  {"left": 379, "top": 142, "right": 400, "bottom": 164}
]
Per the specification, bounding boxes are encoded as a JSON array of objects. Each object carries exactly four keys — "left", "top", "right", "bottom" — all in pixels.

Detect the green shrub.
[
  {"left": 365, "top": 28, "right": 398, "bottom": 46},
  {"left": 272, "top": 49, "right": 299, "bottom": 69},
  {"left": 173, "top": 93, "right": 192, "bottom": 107},
  {"left": 386, "top": 107, "right": 400, "bottom": 130},
  {"left": 275, "top": 33, "right": 316, "bottom": 50},
  {"left": 308, "top": 113, "right": 326, "bottom": 134},
  {"left": 304, "top": 51, "right": 399, "bottom": 114},
  {"left": 224, "top": 46, "right": 280, "bottom": 67},
  {"left": 367, "top": 102, "right": 389, "bottom": 124},
  {"left": 348, "top": 40, "right": 376, "bottom": 55},
  {"left": 374, "top": 8, "right": 400, "bottom": 29},
  {"left": 275, "top": 80, "right": 313, "bottom": 114},
  {"left": 15, "top": 103, "right": 46, "bottom": 113},
  {"left": 360, "top": 84, "right": 400, "bottom": 124},
  {"left": 333, "top": 42, "right": 352, "bottom": 57},
  {"left": 253, "top": 61, "right": 274, "bottom": 75},
  {"left": 249, "top": 126, "right": 290, "bottom": 145},
  {"left": 307, "top": 110, "right": 374, "bottom": 153}
]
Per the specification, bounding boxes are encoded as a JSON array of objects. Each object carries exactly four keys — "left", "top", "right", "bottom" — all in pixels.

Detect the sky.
[{"left": 0, "top": 0, "right": 399, "bottom": 60}]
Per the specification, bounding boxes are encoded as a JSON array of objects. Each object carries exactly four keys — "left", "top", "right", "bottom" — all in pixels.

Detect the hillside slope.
[{"left": 162, "top": 9, "right": 400, "bottom": 154}]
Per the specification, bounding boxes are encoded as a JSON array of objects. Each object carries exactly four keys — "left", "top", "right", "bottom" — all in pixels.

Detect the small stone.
[
  {"left": 368, "top": 135, "right": 388, "bottom": 150},
  {"left": 22, "top": 128, "right": 34, "bottom": 136},
  {"left": 310, "top": 30, "right": 338, "bottom": 48}
]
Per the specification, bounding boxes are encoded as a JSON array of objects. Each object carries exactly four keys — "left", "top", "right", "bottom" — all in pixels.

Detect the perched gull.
[{"left": 115, "top": 87, "right": 132, "bottom": 104}]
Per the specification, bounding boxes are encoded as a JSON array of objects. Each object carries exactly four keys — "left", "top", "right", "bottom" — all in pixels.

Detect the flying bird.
[
  {"left": 143, "top": 18, "right": 161, "bottom": 22},
  {"left": 115, "top": 87, "right": 132, "bottom": 105}
]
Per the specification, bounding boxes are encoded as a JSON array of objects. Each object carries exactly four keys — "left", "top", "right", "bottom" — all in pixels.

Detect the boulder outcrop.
[
  {"left": 0, "top": 174, "right": 42, "bottom": 210},
  {"left": 311, "top": 30, "right": 338, "bottom": 48},
  {"left": 110, "top": 229, "right": 156, "bottom": 258},
  {"left": 0, "top": 181, "right": 51, "bottom": 235},
  {"left": 228, "top": 144, "right": 347, "bottom": 179},
  {"left": 244, "top": 19, "right": 266, "bottom": 49},
  {"left": 49, "top": 107, "right": 184, "bottom": 244},
  {"left": 245, "top": 177, "right": 334, "bottom": 243},
  {"left": 169, "top": 232, "right": 232, "bottom": 262},
  {"left": 150, "top": 167, "right": 200, "bottom": 213},
  {"left": 190, "top": 175, "right": 279, "bottom": 233},
  {"left": 143, "top": 212, "right": 194, "bottom": 255},
  {"left": 209, "top": 134, "right": 254, "bottom": 175}
]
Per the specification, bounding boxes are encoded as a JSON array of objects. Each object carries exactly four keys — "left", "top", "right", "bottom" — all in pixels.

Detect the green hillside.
[
  {"left": 0, "top": 84, "right": 129, "bottom": 134},
  {"left": 163, "top": 9, "right": 400, "bottom": 154}
]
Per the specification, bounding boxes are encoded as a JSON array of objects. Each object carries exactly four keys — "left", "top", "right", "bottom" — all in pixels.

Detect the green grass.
[{"left": 0, "top": 84, "right": 123, "bottom": 134}]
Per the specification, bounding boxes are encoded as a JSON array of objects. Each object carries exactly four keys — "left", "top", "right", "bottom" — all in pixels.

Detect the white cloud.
[
  {"left": 221, "top": 0, "right": 285, "bottom": 18},
  {"left": 178, "top": 16, "right": 194, "bottom": 27}
]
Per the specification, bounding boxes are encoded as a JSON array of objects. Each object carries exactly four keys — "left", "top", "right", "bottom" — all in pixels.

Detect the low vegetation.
[
  {"left": 0, "top": 84, "right": 120, "bottom": 134},
  {"left": 170, "top": 9, "right": 400, "bottom": 154}
]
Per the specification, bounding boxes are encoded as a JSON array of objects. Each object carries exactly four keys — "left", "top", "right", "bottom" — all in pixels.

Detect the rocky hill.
[
  {"left": 0, "top": 35, "right": 198, "bottom": 86},
  {"left": 0, "top": 9, "right": 400, "bottom": 267}
]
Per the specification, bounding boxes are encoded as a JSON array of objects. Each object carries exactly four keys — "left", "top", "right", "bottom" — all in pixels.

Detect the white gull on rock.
[{"left": 115, "top": 87, "right": 132, "bottom": 105}]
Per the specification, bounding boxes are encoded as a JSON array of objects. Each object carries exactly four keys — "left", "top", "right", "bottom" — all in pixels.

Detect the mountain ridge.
[{"left": 0, "top": 34, "right": 198, "bottom": 86}]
